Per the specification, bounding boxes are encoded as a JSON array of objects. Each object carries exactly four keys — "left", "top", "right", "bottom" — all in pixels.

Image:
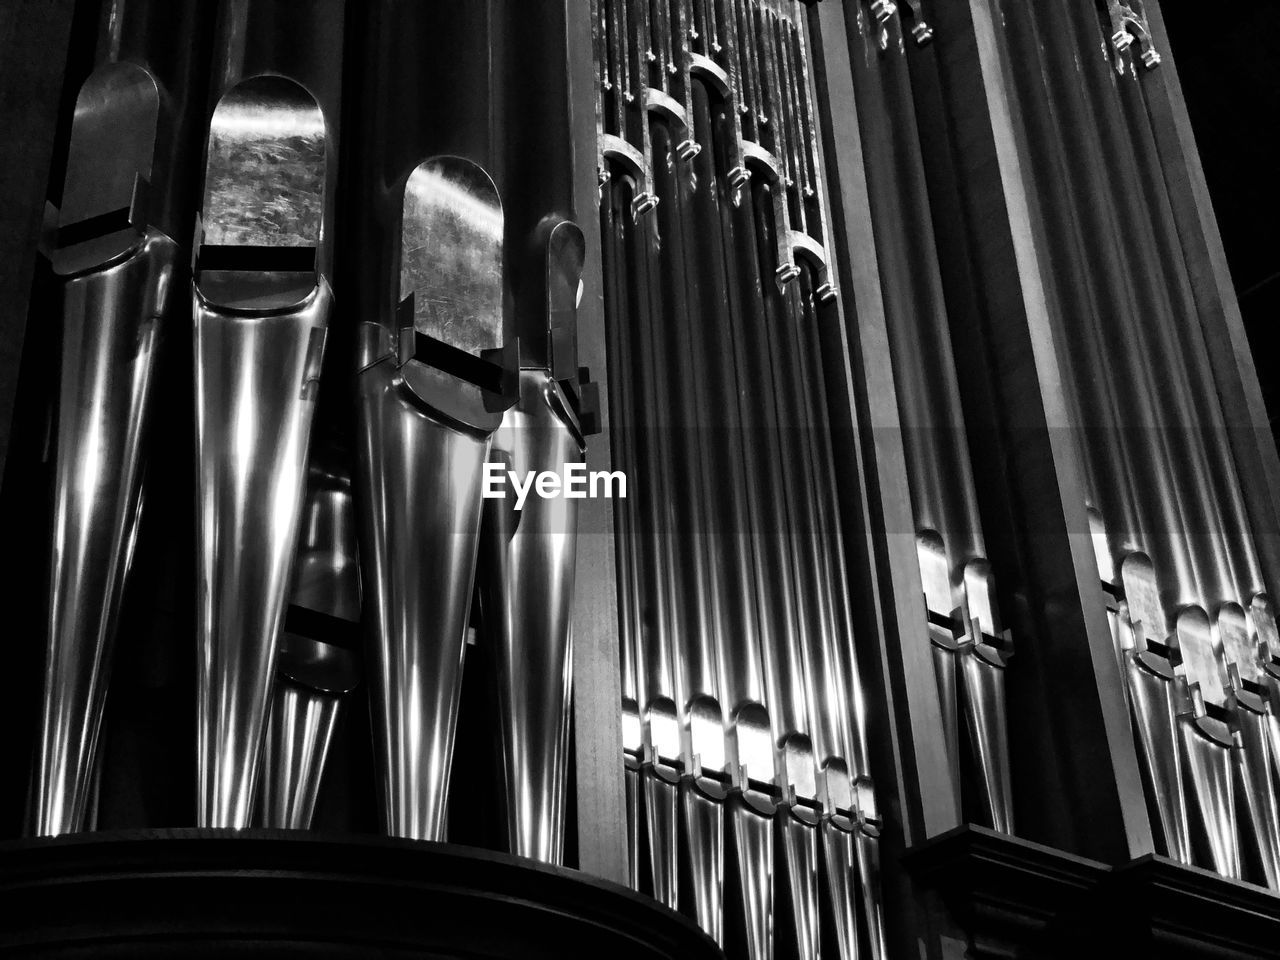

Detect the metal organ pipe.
[
  {"left": 1055, "top": 0, "right": 1244, "bottom": 881},
  {"left": 31, "top": 0, "right": 214, "bottom": 837},
  {"left": 1005, "top": 0, "right": 1229, "bottom": 875},
  {"left": 349, "top": 0, "right": 594, "bottom": 846},
  {"left": 1072, "top": 1, "right": 1280, "bottom": 888},
  {"left": 848, "top": 5, "right": 1014, "bottom": 835},
  {"left": 985, "top": 0, "right": 1280, "bottom": 890},
  {"left": 257, "top": 455, "right": 362, "bottom": 830},
  {"left": 996, "top": 0, "right": 1192, "bottom": 866},
  {"left": 12, "top": 2, "right": 1280, "bottom": 955},
  {"left": 190, "top": 0, "right": 345, "bottom": 830},
  {"left": 595, "top": 0, "right": 887, "bottom": 955},
  {"left": 649, "top": 113, "right": 734, "bottom": 943},
  {"left": 1096, "top": 8, "right": 1280, "bottom": 892},
  {"left": 600, "top": 174, "right": 683, "bottom": 906}
]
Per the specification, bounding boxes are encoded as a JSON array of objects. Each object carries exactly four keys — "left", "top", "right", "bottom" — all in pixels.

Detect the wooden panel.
[{"left": 566, "top": 0, "right": 629, "bottom": 886}]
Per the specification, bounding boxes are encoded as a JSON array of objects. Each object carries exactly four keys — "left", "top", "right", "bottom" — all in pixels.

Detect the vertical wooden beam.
[
  {"left": 908, "top": 0, "right": 1152, "bottom": 861},
  {"left": 808, "top": 0, "right": 960, "bottom": 850},
  {"left": 566, "top": 0, "right": 629, "bottom": 885}
]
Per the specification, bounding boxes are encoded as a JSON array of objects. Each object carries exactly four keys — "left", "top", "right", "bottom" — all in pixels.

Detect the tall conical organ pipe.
[
  {"left": 191, "top": 0, "right": 345, "bottom": 829},
  {"left": 354, "top": 156, "right": 507, "bottom": 842},
  {"left": 478, "top": 217, "right": 590, "bottom": 865},
  {"left": 31, "top": 0, "right": 214, "bottom": 838}
]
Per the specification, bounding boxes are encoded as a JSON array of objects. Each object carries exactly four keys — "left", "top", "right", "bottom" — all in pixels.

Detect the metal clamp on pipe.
[
  {"left": 192, "top": 0, "right": 344, "bottom": 830},
  {"left": 31, "top": 0, "right": 213, "bottom": 838}
]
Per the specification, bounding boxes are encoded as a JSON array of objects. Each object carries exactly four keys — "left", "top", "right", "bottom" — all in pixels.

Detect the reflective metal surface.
[
  {"left": 58, "top": 62, "right": 159, "bottom": 230},
  {"left": 594, "top": 0, "right": 885, "bottom": 950},
  {"left": 960, "top": 640, "right": 1013, "bottom": 835},
  {"left": 357, "top": 154, "right": 506, "bottom": 842},
  {"left": 201, "top": 77, "right": 325, "bottom": 248},
  {"left": 781, "top": 812, "right": 820, "bottom": 960},
  {"left": 401, "top": 159, "right": 504, "bottom": 356},
  {"left": 645, "top": 767, "right": 681, "bottom": 911},
  {"left": 192, "top": 277, "right": 331, "bottom": 828},
  {"left": 30, "top": 0, "right": 209, "bottom": 836},
  {"left": 1126, "top": 640, "right": 1192, "bottom": 863},
  {"left": 356, "top": 338, "right": 493, "bottom": 841},
  {"left": 259, "top": 681, "right": 341, "bottom": 830},
  {"left": 33, "top": 229, "right": 176, "bottom": 837},
  {"left": 732, "top": 797, "right": 775, "bottom": 960},
  {"left": 1175, "top": 608, "right": 1240, "bottom": 879},
  {"left": 848, "top": 0, "right": 1014, "bottom": 839},
  {"left": 192, "top": 5, "right": 338, "bottom": 825},
  {"left": 259, "top": 458, "right": 361, "bottom": 830},
  {"left": 683, "top": 781, "right": 726, "bottom": 946},
  {"left": 479, "top": 370, "right": 584, "bottom": 864}
]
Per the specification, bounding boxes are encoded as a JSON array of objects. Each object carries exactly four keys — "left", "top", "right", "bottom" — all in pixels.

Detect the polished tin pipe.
[
  {"left": 631, "top": 182, "right": 686, "bottom": 909},
  {"left": 37, "top": 232, "right": 175, "bottom": 837},
  {"left": 1084, "top": 23, "right": 1280, "bottom": 884},
  {"left": 478, "top": 209, "right": 587, "bottom": 866},
  {"left": 648, "top": 112, "right": 734, "bottom": 941},
  {"left": 346, "top": 1, "right": 534, "bottom": 842},
  {"left": 479, "top": 368, "right": 585, "bottom": 864},
  {"left": 355, "top": 321, "right": 499, "bottom": 840},
  {"left": 600, "top": 172, "right": 682, "bottom": 907},
  {"left": 259, "top": 681, "right": 341, "bottom": 830},
  {"left": 674, "top": 76, "right": 788, "bottom": 948},
  {"left": 995, "top": 0, "right": 1190, "bottom": 860},
  {"left": 623, "top": 171, "right": 684, "bottom": 907},
  {"left": 849, "top": 9, "right": 1013, "bottom": 834},
  {"left": 794, "top": 259, "right": 888, "bottom": 960},
  {"left": 751, "top": 176, "right": 836, "bottom": 960},
  {"left": 355, "top": 153, "right": 507, "bottom": 840},
  {"left": 1001, "top": 0, "right": 1238, "bottom": 875},
  {"left": 258, "top": 455, "right": 361, "bottom": 830},
  {"left": 600, "top": 173, "right": 661, "bottom": 892},
  {"left": 192, "top": 0, "right": 344, "bottom": 828},
  {"left": 1051, "top": 3, "right": 1245, "bottom": 878},
  {"left": 192, "top": 278, "right": 332, "bottom": 828},
  {"left": 32, "top": 0, "right": 214, "bottom": 837}
]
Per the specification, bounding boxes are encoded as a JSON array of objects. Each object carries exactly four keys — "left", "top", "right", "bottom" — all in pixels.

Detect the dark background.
[{"left": 1164, "top": 4, "right": 1280, "bottom": 431}]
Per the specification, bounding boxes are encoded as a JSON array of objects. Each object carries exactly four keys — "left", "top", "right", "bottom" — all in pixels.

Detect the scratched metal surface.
[{"left": 202, "top": 75, "right": 325, "bottom": 248}]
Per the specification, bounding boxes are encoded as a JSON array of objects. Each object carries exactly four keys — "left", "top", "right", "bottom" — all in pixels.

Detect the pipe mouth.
[{"left": 201, "top": 76, "right": 327, "bottom": 251}]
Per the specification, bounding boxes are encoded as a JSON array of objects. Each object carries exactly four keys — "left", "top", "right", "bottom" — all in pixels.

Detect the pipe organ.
[
  {"left": 1, "top": 0, "right": 1277, "bottom": 957},
  {"left": 597, "top": 1, "right": 885, "bottom": 956}
]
